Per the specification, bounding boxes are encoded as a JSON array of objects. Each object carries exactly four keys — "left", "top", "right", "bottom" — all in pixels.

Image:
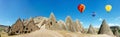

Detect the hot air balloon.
[
  {"left": 105, "top": 4, "right": 112, "bottom": 12},
  {"left": 92, "top": 12, "right": 96, "bottom": 17},
  {"left": 78, "top": 4, "right": 85, "bottom": 13}
]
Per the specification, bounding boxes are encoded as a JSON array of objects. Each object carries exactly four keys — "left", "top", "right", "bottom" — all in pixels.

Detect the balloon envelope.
[
  {"left": 105, "top": 5, "right": 112, "bottom": 12},
  {"left": 92, "top": 12, "right": 96, "bottom": 17},
  {"left": 78, "top": 4, "right": 85, "bottom": 13}
]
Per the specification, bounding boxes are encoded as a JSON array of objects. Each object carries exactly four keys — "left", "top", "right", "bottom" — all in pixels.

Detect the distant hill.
[
  {"left": 0, "top": 25, "right": 8, "bottom": 28},
  {"left": 110, "top": 26, "right": 120, "bottom": 33},
  {"left": 0, "top": 25, "right": 8, "bottom": 31}
]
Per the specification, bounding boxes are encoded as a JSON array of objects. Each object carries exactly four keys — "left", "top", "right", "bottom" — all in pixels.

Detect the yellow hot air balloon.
[{"left": 105, "top": 5, "right": 112, "bottom": 12}]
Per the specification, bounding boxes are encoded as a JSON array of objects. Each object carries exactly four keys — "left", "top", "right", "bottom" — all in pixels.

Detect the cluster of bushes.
[
  {"left": 118, "top": 30, "right": 120, "bottom": 33},
  {"left": 0, "top": 28, "right": 4, "bottom": 32}
]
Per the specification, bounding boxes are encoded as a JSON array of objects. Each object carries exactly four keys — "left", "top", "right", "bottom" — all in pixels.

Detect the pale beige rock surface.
[{"left": 9, "top": 29, "right": 115, "bottom": 37}]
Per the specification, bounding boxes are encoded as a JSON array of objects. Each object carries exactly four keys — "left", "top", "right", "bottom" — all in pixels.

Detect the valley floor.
[{"left": 8, "top": 29, "right": 115, "bottom": 37}]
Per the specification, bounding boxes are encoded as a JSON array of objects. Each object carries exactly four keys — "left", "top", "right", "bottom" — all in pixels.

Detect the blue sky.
[{"left": 0, "top": 0, "right": 120, "bottom": 28}]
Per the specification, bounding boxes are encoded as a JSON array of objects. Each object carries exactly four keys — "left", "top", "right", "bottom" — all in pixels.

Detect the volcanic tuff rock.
[
  {"left": 113, "top": 28, "right": 120, "bottom": 37},
  {"left": 65, "top": 16, "right": 74, "bottom": 32},
  {"left": 6, "top": 13, "right": 118, "bottom": 37},
  {"left": 98, "top": 19, "right": 114, "bottom": 35},
  {"left": 8, "top": 18, "right": 24, "bottom": 35},
  {"left": 75, "top": 19, "right": 84, "bottom": 33},
  {"left": 7, "top": 18, "right": 39, "bottom": 35},
  {"left": 87, "top": 24, "right": 97, "bottom": 34}
]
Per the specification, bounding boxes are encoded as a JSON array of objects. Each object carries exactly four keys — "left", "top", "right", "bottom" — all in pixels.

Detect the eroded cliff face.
[{"left": 30, "top": 13, "right": 85, "bottom": 33}]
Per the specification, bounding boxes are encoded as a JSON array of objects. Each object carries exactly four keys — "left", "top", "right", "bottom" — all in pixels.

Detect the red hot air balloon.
[{"left": 78, "top": 4, "right": 85, "bottom": 13}]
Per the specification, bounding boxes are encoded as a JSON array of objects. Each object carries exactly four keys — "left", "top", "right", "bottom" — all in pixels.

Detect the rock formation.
[
  {"left": 58, "top": 20, "right": 67, "bottom": 30},
  {"left": 65, "top": 16, "right": 74, "bottom": 32},
  {"left": 6, "top": 13, "right": 119, "bottom": 37},
  {"left": 87, "top": 24, "right": 97, "bottom": 34},
  {"left": 75, "top": 19, "right": 84, "bottom": 33},
  {"left": 7, "top": 18, "right": 39, "bottom": 35},
  {"left": 113, "top": 28, "right": 120, "bottom": 37},
  {"left": 98, "top": 19, "right": 113, "bottom": 35},
  {"left": 9, "top": 18, "right": 24, "bottom": 35},
  {"left": 48, "top": 13, "right": 60, "bottom": 30},
  {"left": 23, "top": 18, "right": 39, "bottom": 33}
]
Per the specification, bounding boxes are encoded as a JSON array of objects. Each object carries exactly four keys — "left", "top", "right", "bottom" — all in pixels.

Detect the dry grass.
[{"left": 0, "top": 31, "right": 8, "bottom": 37}]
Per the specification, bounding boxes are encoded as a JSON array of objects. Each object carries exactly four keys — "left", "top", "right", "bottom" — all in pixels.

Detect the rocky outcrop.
[
  {"left": 9, "top": 18, "right": 24, "bottom": 35},
  {"left": 23, "top": 18, "right": 39, "bottom": 33},
  {"left": 65, "top": 16, "right": 74, "bottom": 32},
  {"left": 87, "top": 24, "right": 97, "bottom": 34},
  {"left": 6, "top": 13, "right": 119, "bottom": 37},
  {"left": 75, "top": 19, "right": 84, "bottom": 33},
  {"left": 113, "top": 28, "right": 120, "bottom": 37},
  {"left": 7, "top": 18, "right": 39, "bottom": 35},
  {"left": 58, "top": 20, "right": 67, "bottom": 30},
  {"left": 98, "top": 19, "right": 113, "bottom": 35},
  {"left": 48, "top": 13, "right": 60, "bottom": 30}
]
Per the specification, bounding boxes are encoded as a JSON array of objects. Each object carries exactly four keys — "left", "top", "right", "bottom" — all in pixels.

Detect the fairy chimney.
[
  {"left": 49, "top": 13, "right": 60, "bottom": 30},
  {"left": 49, "top": 12, "right": 56, "bottom": 23},
  {"left": 23, "top": 18, "right": 39, "bottom": 33},
  {"left": 58, "top": 20, "right": 67, "bottom": 30},
  {"left": 98, "top": 19, "right": 113, "bottom": 35},
  {"left": 65, "top": 16, "right": 74, "bottom": 32},
  {"left": 72, "top": 22, "right": 78, "bottom": 32},
  {"left": 10, "top": 18, "right": 24, "bottom": 35},
  {"left": 38, "top": 18, "right": 50, "bottom": 29},
  {"left": 87, "top": 24, "right": 97, "bottom": 34},
  {"left": 75, "top": 19, "right": 84, "bottom": 33}
]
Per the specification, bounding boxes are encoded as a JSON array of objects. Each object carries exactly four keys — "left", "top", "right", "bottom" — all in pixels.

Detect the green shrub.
[
  {"left": 118, "top": 30, "right": 120, "bottom": 33},
  {"left": 0, "top": 28, "right": 4, "bottom": 32}
]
